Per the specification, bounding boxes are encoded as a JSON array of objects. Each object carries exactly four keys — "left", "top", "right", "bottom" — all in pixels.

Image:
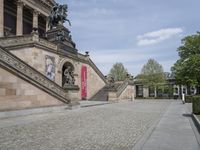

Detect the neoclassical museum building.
[{"left": 0, "top": 0, "right": 134, "bottom": 111}]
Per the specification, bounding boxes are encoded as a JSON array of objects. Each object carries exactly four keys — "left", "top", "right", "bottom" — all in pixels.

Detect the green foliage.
[
  {"left": 108, "top": 62, "right": 128, "bottom": 81},
  {"left": 139, "top": 59, "right": 165, "bottom": 86},
  {"left": 172, "top": 32, "right": 200, "bottom": 87},
  {"left": 178, "top": 32, "right": 200, "bottom": 60},
  {"left": 163, "top": 86, "right": 173, "bottom": 94},
  {"left": 192, "top": 96, "right": 200, "bottom": 114},
  {"left": 185, "top": 95, "right": 193, "bottom": 103}
]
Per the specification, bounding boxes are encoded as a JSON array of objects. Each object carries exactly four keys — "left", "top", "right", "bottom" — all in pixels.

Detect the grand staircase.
[
  {"left": 0, "top": 46, "right": 71, "bottom": 104},
  {"left": 89, "top": 86, "right": 109, "bottom": 101},
  {"left": 90, "top": 82, "right": 129, "bottom": 101}
]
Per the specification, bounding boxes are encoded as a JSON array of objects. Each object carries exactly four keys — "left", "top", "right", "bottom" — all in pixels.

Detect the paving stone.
[{"left": 0, "top": 100, "right": 171, "bottom": 150}]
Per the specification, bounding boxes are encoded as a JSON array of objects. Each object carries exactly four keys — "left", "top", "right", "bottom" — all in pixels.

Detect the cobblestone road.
[{"left": 0, "top": 100, "right": 171, "bottom": 150}]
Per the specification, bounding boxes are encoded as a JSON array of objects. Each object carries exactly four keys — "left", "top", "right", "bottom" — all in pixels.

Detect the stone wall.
[
  {"left": 11, "top": 47, "right": 61, "bottom": 85},
  {"left": 0, "top": 67, "right": 63, "bottom": 111},
  {"left": 108, "top": 92, "right": 117, "bottom": 101},
  {"left": 143, "top": 87, "right": 149, "bottom": 98},
  {"left": 118, "top": 85, "right": 134, "bottom": 100},
  {"left": 10, "top": 47, "right": 106, "bottom": 100},
  {"left": 108, "top": 85, "right": 134, "bottom": 101}
]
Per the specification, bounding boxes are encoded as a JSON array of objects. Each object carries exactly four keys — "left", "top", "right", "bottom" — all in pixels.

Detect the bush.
[
  {"left": 185, "top": 95, "right": 193, "bottom": 103},
  {"left": 192, "top": 96, "right": 200, "bottom": 115}
]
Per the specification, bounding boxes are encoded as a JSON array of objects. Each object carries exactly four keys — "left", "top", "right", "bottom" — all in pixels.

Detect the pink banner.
[{"left": 81, "top": 65, "right": 87, "bottom": 100}]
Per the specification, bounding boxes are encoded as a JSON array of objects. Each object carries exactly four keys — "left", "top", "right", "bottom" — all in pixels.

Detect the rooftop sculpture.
[{"left": 48, "top": 3, "right": 71, "bottom": 29}]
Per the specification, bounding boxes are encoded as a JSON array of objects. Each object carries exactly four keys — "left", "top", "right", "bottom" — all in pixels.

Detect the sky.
[{"left": 57, "top": 0, "right": 200, "bottom": 76}]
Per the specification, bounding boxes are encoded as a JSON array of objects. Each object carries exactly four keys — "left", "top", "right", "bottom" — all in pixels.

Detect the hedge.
[
  {"left": 185, "top": 95, "right": 193, "bottom": 103},
  {"left": 192, "top": 96, "right": 200, "bottom": 115}
]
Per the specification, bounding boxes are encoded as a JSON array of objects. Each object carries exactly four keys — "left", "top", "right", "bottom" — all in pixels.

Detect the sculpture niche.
[{"left": 62, "top": 62, "right": 75, "bottom": 89}]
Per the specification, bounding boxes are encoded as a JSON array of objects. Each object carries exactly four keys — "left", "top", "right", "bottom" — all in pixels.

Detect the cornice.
[{"left": 22, "top": 0, "right": 53, "bottom": 16}]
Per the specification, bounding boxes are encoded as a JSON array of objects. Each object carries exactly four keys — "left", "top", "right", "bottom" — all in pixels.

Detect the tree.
[
  {"left": 108, "top": 62, "right": 128, "bottom": 81},
  {"left": 139, "top": 59, "right": 165, "bottom": 97},
  {"left": 172, "top": 32, "right": 200, "bottom": 94}
]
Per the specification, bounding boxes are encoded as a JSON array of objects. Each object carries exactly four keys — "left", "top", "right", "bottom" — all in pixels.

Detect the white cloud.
[
  {"left": 137, "top": 28, "right": 183, "bottom": 46},
  {"left": 89, "top": 48, "right": 155, "bottom": 64},
  {"left": 87, "top": 48, "right": 158, "bottom": 75}
]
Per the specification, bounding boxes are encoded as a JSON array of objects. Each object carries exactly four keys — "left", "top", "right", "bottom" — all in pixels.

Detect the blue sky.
[{"left": 57, "top": 0, "right": 200, "bottom": 76}]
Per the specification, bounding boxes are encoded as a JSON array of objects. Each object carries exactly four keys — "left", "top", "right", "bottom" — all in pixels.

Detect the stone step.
[
  {"left": 0, "top": 99, "right": 33, "bottom": 111},
  {"left": 0, "top": 95, "right": 37, "bottom": 101}
]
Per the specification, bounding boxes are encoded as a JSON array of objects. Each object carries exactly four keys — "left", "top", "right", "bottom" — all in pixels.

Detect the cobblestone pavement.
[{"left": 0, "top": 100, "right": 171, "bottom": 150}]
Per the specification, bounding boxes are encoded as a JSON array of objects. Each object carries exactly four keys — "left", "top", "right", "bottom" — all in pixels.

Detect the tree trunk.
[{"left": 154, "top": 86, "right": 157, "bottom": 98}]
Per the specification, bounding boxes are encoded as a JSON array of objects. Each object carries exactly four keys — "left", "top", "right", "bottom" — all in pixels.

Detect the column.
[
  {"left": 46, "top": 17, "right": 50, "bottom": 32},
  {"left": 32, "top": 10, "right": 39, "bottom": 32},
  {"left": 16, "top": 0, "right": 23, "bottom": 36},
  {"left": 0, "top": 0, "right": 4, "bottom": 37}
]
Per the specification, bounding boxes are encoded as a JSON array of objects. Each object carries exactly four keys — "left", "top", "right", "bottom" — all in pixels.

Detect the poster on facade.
[
  {"left": 81, "top": 65, "right": 87, "bottom": 100},
  {"left": 45, "top": 55, "right": 55, "bottom": 81}
]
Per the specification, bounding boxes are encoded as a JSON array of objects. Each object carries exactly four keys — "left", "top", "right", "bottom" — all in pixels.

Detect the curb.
[
  {"left": 0, "top": 105, "right": 70, "bottom": 119},
  {"left": 192, "top": 114, "right": 200, "bottom": 133},
  {"left": 81, "top": 102, "right": 110, "bottom": 108}
]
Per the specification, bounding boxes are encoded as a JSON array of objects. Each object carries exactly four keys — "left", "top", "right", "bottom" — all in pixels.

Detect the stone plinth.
[{"left": 46, "top": 25, "right": 77, "bottom": 53}]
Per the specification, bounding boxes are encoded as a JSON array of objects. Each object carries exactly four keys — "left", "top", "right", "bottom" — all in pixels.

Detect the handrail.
[{"left": 0, "top": 46, "right": 70, "bottom": 103}]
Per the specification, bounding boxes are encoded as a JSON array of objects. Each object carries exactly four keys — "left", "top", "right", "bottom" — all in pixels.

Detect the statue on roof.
[{"left": 48, "top": 3, "right": 71, "bottom": 29}]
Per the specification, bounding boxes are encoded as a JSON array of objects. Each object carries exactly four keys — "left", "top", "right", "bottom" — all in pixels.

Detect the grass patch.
[{"left": 196, "top": 115, "right": 200, "bottom": 121}]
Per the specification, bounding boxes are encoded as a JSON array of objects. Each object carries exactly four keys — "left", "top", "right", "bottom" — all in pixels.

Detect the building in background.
[{"left": 134, "top": 73, "right": 197, "bottom": 99}]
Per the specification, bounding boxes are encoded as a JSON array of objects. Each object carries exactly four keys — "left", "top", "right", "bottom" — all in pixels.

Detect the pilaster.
[
  {"left": 16, "top": 0, "right": 23, "bottom": 36},
  {"left": 46, "top": 17, "right": 50, "bottom": 32},
  {"left": 0, "top": 0, "right": 4, "bottom": 37},
  {"left": 33, "top": 10, "right": 39, "bottom": 31}
]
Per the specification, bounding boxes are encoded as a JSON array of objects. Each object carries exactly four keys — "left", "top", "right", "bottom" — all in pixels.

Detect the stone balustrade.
[
  {"left": 0, "top": 34, "right": 57, "bottom": 51},
  {"left": 0, "top": 46, "right": 70, "bottom": 103}
]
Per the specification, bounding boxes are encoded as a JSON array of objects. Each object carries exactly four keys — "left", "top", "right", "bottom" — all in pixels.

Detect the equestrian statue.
[{"left": 48, "top": 3, "right": 71, "bottom": 29}]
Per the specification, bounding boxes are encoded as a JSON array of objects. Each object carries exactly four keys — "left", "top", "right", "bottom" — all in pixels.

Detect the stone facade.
[
  {"left": 118, "top": 85, "right": 134, "bottom": 100},
  {"left": 108, "top": 82, "right": 135, "bottom": 101},
  {"left": 1, "top": 0, "right": 55, "bottom": 37},
  {"left": 143, "top": 86, "right": 149, "bottom": 98},
  {"left": 0, "top": 0, "right": 134, "bottom": 111},
  {"left": 0, "top": 67, "right": 63, "bottom": 111},
  {"left": 10, "top": 46, "right": 106, "bottom": 100}
]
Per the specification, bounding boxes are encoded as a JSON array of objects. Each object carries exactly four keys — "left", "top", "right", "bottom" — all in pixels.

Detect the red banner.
[{"left": 81, "top": 65, "right": 87, "bottom": 100}]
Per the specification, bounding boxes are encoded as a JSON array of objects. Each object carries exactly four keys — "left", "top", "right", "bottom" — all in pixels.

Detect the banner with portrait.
[{"left": 45, "top": 55, "right": 55, "bottom": 81}]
